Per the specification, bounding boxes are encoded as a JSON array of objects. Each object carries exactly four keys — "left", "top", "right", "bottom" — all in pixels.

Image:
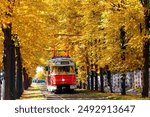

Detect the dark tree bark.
[
  {"left": 100, "top": 68, "right": 104, "bottom": 93},
  {"left": 2, "top": 23, "right": 16, "bottom": 100},
  {"left": 140, "top": 0, "right": 150, "bottom": 98},
  {"left": 10, "top": 38, "right": 16, "bottom": 99},
  {"left": 27, "top": 77, "right": 31, "bottom": 88},
  {"left": 16, "top": 46, "right": 23, "bottom": 98},
  {"left": 107, "top": 70, "right": 113, "bottom": 93},
  {"left": 83, "top": 82, "right": 86, "bottom": 89},
  {"left": 121, "top": 74, "right": 126, "bottom": 95},
  {"left": 79, "top": 81, "right": 82, "bottom": 89},
  {"left": 120, "top": 26, "right": 127, "bottom": 95},
  {"left": 85, "top": 55, "right": 90, "bottom": 90},
  {"left": 91, "top": 70, "right": 94, "bottom": 90},
  {"left": 95, "top": 65, "right": 98, "bottom": 90},
  {"left": 87, "top": 65, "right": 90, "bottom": 90},
  {"left": 142, "top": 40, "right": 149, "bottom": 97},
  {"left": 23, "top": 68, "right": 28, "bottom": 90}
]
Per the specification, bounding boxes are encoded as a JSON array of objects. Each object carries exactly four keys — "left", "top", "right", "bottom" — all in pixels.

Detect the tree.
[
  {"left": 2, "top": 23, "right": 16, "bottom": 99},
  {"left": 100, "top": 68, "right": 104, "bottom": 93},
  {"left": 1, "top": 0, "right": 18, "bottom": 100},
  {"left": 140, "top": 0, "right": 150, "bottom": 97},
  {"left": 120, "top": 26, "right": 126, "bottom": 95},
  {"left": 106, "top": 67, "right": 113, "bottom": 93},
  {"left": 0, "top": 0, "right": 148, "bottom": 99},
  {"left": 15, "top": 35, "right": 23, "bottom": 98},
  {"left": 35, "top": 71, "right": 45, "bottom": 80}
]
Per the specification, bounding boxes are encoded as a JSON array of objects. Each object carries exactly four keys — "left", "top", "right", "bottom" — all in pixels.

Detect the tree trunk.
[
  {"left": 100, "top": 68, "right": 104, "bottom": 93},
  {"left": 142, "top": 40, "right": 149, "bottom": 97},
  {"left": 2, "top": 23, "right": 16, "bottom": 100},
  {"left": 87, "top": 65, "right": 90, "bottom": 90},
  {"left": 83, "top": 82, "right": 86, "bottom": 89},
  {"left": 91, "top": 70, "right": 94, "bottom": 90},
  {"left": 27, "top": 77, "right": 31, "bottom": 88},
  {"left": 140, "top": 0, "right": 150, "bottom": 98},
  {"left": 95, "top": 65, "right": 98, "bottom": 90},
  {"left": 79, "top": 81, "right": 82, "bottom": 89},
  {"left": 23, "top": 68, "right": 28, "bottom": 90},
  {"left": 85, "top": 55, "right": 90, "bottom": 90},
  {"left": 16, "top": 46, "right": 23, "bottom": 98},
  {"left": 10, "top": 39, "right": 15, "bottom": 99},
  {"left": 121, "top": 74, "right": 126, "bottom": 95},
  {"left": 120, "top": 26, "right": 126, "bottom": 95},
  {"left": 107, "top": 70, "right": 113, "bottom": 93}
]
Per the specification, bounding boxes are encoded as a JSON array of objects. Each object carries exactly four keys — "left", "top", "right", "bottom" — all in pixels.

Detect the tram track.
[
  {"left": 37, "top": 83, "right": 69, "bottom": 100},
  {"left": 42, "top": 90, "right": 66, "bottom": 100},
  {"left": 37, "top": 83, "right": 108, "bottom": 100},
  {"left": 37, "top": 84, "right": 82, "bottom": 100}
]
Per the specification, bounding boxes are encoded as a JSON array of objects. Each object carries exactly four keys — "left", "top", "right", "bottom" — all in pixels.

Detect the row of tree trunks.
[
  {"left": 2, "top": 23, "right": 30, "bottom": 100},
  {"left": 1, "top": 0, "right": 32, "bottom": 100},
  {"left": 90, "top": 64, "right": 98, "bottom": 91},
  {"left": 78, "top": 81, "right": 86, "bottom": 89},
  {"left": 83, "top": 4, "right": 149, "bottom": 96},
  {"left": 2, "top": 23, "right": 14, "bottom": 100},
  {"left": 85, "top": 67, "right": 114, "bottom": 93}
]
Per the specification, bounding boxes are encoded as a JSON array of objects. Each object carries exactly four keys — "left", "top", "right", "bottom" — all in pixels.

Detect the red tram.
[{"left": 46, "top": 55, "right": 76, "bottom": 92}]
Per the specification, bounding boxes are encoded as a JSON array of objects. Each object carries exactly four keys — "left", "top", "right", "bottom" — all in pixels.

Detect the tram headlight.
[{"left": 62, "top": 79, "right": 65, "bottom": 82}]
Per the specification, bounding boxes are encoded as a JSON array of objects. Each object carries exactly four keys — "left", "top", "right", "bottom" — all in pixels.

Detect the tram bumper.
[
  {"left": 70, "top": 85, "right": 76, "bottom": 89},
  {"left": 47, "top": 85, "right": 57, "bottom": 92}
]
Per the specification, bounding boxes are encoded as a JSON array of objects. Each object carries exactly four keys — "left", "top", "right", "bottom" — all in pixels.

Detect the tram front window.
[{"left": 51, "top": 66, "right": 74, "bottom": 74}]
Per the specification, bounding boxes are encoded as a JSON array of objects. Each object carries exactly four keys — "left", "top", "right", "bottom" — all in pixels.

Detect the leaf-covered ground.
[
  {"left": 18, "top": 83, "right": 150, "bottom": 100},
  {"left": 37, "top": 83, "right": 150, "bottom": 100},
  {"left": 18, "top": 83, "right": 46, "bottom": 100},
  {"left": 52, "top": 89, "right": 150, "bottom": 100}
]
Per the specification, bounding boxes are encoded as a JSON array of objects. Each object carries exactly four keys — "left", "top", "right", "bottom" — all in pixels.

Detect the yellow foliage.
[
  {"left": 0, "top": 0, "right": 147, "bottom": 80},
  {"left": 35, "top": 71, "right": 45, "bottom": 80}
]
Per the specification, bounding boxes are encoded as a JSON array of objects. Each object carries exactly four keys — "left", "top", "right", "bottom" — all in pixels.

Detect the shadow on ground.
[{"left": 18, "top": 83, "right": 45, "bottom": 100}]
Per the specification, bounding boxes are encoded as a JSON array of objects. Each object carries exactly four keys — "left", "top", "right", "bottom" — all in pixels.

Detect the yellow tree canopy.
[{"left": 0, "top": 0, "right": 147, "bottom": 78}]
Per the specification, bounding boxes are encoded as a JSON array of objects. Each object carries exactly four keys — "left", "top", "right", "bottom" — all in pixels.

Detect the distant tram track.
[
  {"left": 42, "top": 90, "right": 66, "bottom": 100},
  {"left": 37, "top": 83, "right": 71, "bottom": 100}
]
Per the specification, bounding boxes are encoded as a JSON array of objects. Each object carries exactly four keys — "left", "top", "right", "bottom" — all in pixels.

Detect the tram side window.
[{"left": 51, "top": 67, "right": 57, "bottom": 74}]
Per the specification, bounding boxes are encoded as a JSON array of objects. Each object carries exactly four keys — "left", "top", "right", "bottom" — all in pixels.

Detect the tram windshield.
[{"left": 51, "top": 66, "right": 75, "bottom": 75}]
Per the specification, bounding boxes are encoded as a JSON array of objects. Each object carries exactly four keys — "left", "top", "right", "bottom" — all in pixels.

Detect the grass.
[{"left": 59, "top": 89, "right": 150, "bottom": 100}]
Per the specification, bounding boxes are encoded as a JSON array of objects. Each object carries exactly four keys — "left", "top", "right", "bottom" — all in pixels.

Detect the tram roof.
[
  {"left": 49, "top": 56, "right": 75, "bottom": 66},
  {"left": 51, "top": 56, "right": 73, "bottom": 61},
  {"left": 52, "top": 56, "right": 70, "bottom": 59}
]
